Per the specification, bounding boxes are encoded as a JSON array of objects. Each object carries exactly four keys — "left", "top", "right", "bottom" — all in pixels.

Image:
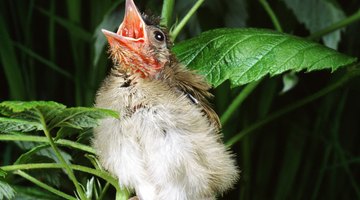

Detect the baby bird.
[{"left": 93, "top": 0, "right": 239, "bottom": 199}]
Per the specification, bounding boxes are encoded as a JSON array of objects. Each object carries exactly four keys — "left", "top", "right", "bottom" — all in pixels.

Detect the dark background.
[{"left": 1, "top": 0, "right": 360, "bottom": 199}]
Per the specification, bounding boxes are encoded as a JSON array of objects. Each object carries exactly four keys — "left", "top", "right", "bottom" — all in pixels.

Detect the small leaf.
[
  {"left": 13, "top": 186, "right": 63, "bottom": 200},
  {"left": 173, "top": 28, "right": 357, "bottom": 87},
  {"left": 224, "top": 0, "right": 248, "bottom": 28},
  {"left": 76, "top": 128, "right": 94, "bottom": 144},
  {"left": 282, "top": 0, "right": 346, "bottom": 49},
  {"left": 49, "top": 107, "right": 119, "bottom": 130},
  {"left": 15, "top": 144, "right": 53, "bottom": 164},
  {"left": 0, "top": 117, "right": 42, "bottom": 133},
  {"left": 0, "top": 178, "right": 15, "bottom": 200},
  {"left": 85, "top": 177, "right": 95, "bottom": 199},
  {"left": 0, "top": 169, "right": 6, "bottom": 178},
  {"left": 0, "top": 101, "right": 118, "bottom": 134},
  {"left": 0, "top": 101, "right": 65, "bottom": 115},
  {"left": 280, "top": 71, "right": 299, "bottom": 94},
  {"left": 0, "top": 173, "right": 14, "bottom": 200},
  {"left": 15, "top": 141, "right": 72, "bottom": 165},
  {"left": 0, "top": 101, "right": 66, "bottom": 132},
  {"left": 13, "top": 145, "right": 62, "bottom": 188}
]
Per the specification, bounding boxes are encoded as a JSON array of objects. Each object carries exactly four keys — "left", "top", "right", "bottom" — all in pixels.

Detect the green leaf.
[
  {"left": 224, "top": 0, "right": 248, "bottom": 28},
  {"left": 13, "top": 186, "right": 63, "bottom": 200},
  {"left": 15, "top": 142, "right": 72, "bottom": 165},
  {"left": 0, "top": 101, "right": 65, "bottom": 115},
  {"left": 0, "top": 101, "right": 66, "bottom": 132},
  {"left": 15, "top": 144, "right": 53, "bottom": 164},
  {"left": 172, "top": 28, "right": 357, "bottom": 87},
  {"left": 0, "top": 101, "right": 118, "bottom": 133},
  {"left": 0, "top": 117, "right": 42, "bottom": 133},
  {"left": 0, "top": 180, "right": 16, "bottom": 200},
  {"left": 49, "top": 107, "right": 119, "bottom": 130},
  {"left": 0, "top": 169, "right": 6, "bottom": 178},
  {"left": 282, "top": 0, "right": 346, "bottom": 49},
  {"left": 0, "top": 170, "right": 15, "bottom": 200}
]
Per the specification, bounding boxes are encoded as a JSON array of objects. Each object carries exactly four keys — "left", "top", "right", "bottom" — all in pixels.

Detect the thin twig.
[
  {"left": 308, "top": 9, "right": 360, "bottom": 40},
  {"left": 170, "top": 0, "right": 205, "bottom": 40},
  {"left": 259, "top": 0, "right": 283, "bottom": 32}
]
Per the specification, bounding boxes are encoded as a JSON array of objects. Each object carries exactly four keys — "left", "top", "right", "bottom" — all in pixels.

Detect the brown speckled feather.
[{"left": 161, "top": 61, "right": 221, "bottom": 128}]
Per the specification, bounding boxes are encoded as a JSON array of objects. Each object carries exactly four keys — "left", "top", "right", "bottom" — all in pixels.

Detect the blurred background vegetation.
[{"left": 1, "top": 0, "right": 359, "bottom": 199}]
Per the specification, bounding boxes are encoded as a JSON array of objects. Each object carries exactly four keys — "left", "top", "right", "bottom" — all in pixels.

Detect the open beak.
[
  {"left": 102, "top": 0, "right": 147, "bottom": 46},
  {"left": 101, "top": 0, "right": 163, "bottom": 77}
]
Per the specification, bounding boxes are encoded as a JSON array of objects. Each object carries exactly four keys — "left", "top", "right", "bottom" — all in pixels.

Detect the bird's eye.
[{"left": 154, "top": 30, "right": 165, "bottom": 42}]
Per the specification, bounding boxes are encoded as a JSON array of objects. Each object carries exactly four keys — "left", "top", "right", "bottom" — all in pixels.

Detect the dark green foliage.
[
  {"left": 0, "top": 101, "right": 118, "bottom": 132},
  {"left": 0, "top": 169, "right": 15, "bottom": 199},
  {"left": 1, "top": 0, "right": 360, "bottom": 200}
]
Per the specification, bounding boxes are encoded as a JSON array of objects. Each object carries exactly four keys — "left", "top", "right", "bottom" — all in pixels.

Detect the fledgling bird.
[{"left": 93, "top": 0, "right": 239, "bottom": 199}]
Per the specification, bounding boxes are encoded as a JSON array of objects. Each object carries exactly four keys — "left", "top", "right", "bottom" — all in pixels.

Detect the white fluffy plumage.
[{"left": 93, "top": 71, "right": 239, "bottom": 200}]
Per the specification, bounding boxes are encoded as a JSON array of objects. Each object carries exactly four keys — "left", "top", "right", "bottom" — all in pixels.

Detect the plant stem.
[
  {"left": 219, "top": 0, "right": 281, "bottom": 126},
  {"left": 161, "top": 0, "right": 175, "bottom": 27},
  {"left": 225, "top": 67, "right": 360, "bottom": 147},
  {"left": 307, "top": 9, "right": 360, "bottom": 40},
  {"left": 259, "top": 0, "right": 283, "bottom": 32},
  {"left": 170, "top": 0, "right": 205, "bottom": 40},
  {"left": 15, "top": 170, "right": 76, "bottom": 200},
  {"left": 2, "top": 163, "right": 129, "bottom": 200},
  {"left": 330, "top": 91, "right": 360, "bottom": 198},
  {"left": 0, "top": 134, "right": 95, "bottom": 154},
  {"left": 38, "top": 111, "right": 87, "bottom": 200},
  {"left": 220, "top": 80, "right": 261, "bottom": 126}
]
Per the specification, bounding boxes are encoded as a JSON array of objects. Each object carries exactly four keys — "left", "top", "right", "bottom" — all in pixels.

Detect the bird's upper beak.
[{"left": 102, "top": 0, "right": 147, "bottom": 46}]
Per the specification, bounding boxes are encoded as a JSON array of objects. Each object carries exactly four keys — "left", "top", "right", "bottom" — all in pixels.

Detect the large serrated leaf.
[{"left": 172, "top": 28, "right": 357, "bottom": 87}]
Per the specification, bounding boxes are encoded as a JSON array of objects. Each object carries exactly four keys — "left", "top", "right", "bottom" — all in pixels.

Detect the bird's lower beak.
[{"left": 102, "top": 0, "right": 146, "bottom": 46}]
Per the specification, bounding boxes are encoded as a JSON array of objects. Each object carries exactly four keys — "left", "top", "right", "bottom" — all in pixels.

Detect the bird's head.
[{"left": 102, "top": 0, "right": 171, "bottom": 78}]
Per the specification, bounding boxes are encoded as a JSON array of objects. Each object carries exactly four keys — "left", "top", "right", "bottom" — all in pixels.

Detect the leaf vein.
[
  {"left": 204, "top": 35, "right": 255, "bottom": 79},
  {"left": 237, "top": 37, "right": 289, "bottom": 80}
]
